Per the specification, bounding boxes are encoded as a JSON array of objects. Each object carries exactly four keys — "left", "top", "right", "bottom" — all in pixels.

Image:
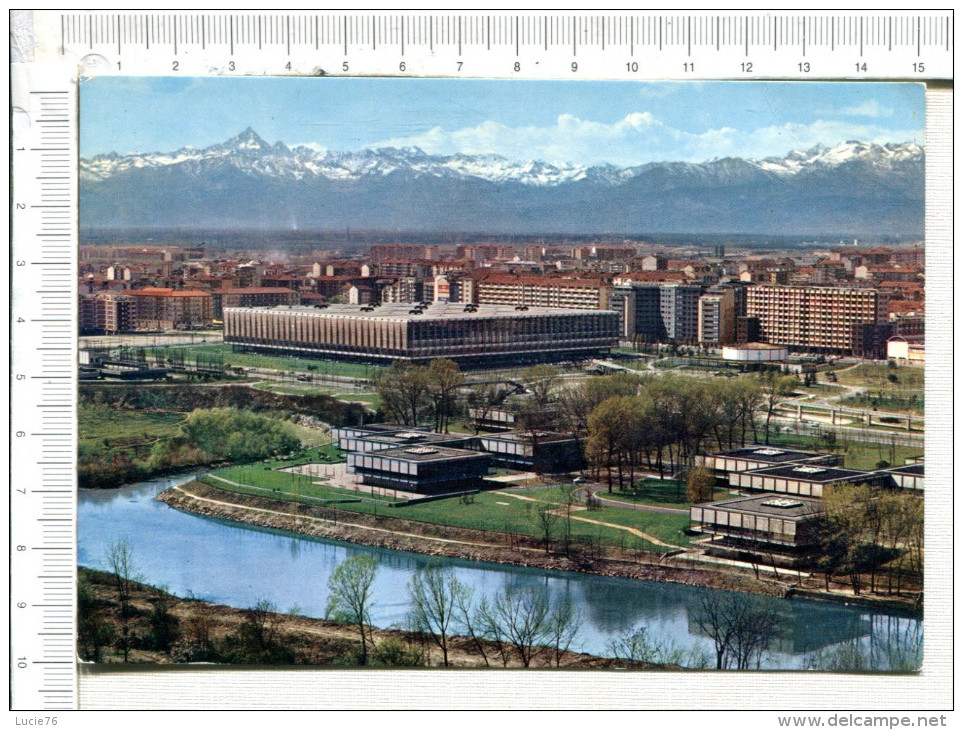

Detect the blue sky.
[{"left": 81, "top": 77, "right": 924, "bottom": 166}]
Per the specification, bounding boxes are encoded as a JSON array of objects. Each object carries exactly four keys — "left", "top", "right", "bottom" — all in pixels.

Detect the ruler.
[
  {"left": 8, "top": 9, "right": 953, "bottom": 711},
  {"left": 10, "top": 64, "right": 78, "bottom": 711},
  {"left": 25, "top": 11, "right": 953, "bottom": 79}
]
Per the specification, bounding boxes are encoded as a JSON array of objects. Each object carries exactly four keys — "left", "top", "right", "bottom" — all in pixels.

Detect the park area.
[
  {"left": 198, "top": 451, "right": 696, "bottom": 554},
  {"left": 833, "top": 363, "right": 925, "bottom": 415}
]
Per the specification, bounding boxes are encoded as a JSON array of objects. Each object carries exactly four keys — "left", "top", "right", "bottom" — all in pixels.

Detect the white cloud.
[
  {"left": 367, "top": 111, "right": 921, "bottom": 167},
  {"left": 827, "top": 100, "right": 894, "bottom": 118}
]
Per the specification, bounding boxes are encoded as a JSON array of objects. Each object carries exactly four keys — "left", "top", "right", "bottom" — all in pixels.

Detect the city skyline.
[{"left": 81, "top": 77, "right": 924, "bottom": 166}]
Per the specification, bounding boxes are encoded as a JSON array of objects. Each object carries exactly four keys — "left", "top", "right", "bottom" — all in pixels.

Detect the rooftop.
[
  {"left": 360, "top": 431, "right": 472, "bottom": 447},
  {"left": 744, "top": 464, "right": 877, "bottom": 483},
  {"left": 887, "top": 464, "right": 925, "bottom": 477},
  {"left": 709, "top": 446, "right": 831, "bottom": 464},
  {"left": 224, "top": 302, "right": 617, "bottom": 321},
  {"left": 361, "top": 445, "right": 489, "bottom": 463},
  {"left": 698, "top": 494, "right": 824, "bottom": 520}
]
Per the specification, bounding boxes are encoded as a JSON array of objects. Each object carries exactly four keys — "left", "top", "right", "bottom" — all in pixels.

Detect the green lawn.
[
  {"left": 838, "top": 393, "right": 924, "bottom": 415},
  {"left": 201, "top": 466, "right": 678, "bottom": 552},
  {"left": 834, "top": 363, "right": 924, "bottom": 390},
  {"left": 202, "top": 469, "right": 400, "bottom": 504},
  {"left": 597, "top": 479, "right": 728, "bottom": 511},
  {"left": 144, "top": 343, "right": 383, "bottom": 379}
]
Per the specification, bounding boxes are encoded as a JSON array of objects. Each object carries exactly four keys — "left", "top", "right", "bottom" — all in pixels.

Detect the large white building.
[{"left": 223, "top": 302, "right": 619, "bottom": 364}]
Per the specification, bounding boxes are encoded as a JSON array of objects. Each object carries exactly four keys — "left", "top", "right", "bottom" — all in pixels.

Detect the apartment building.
[
  {"left": 746, "top": 284, "right": 879, "bottom": 354},
  {"left": 210, "top": 287, "right": 301, "bottom": 320},
  {"left": 79, "top": 291, "right": 136, "bottom": 334},
  {"left": 126, "top": 287, "right": 214, "bottom": 330},
  {"left": 473, "top": 274, "right": 611, "bottom": 310},
  {"left": 697, "top": 288, "right": 736, "bottom": 346}
]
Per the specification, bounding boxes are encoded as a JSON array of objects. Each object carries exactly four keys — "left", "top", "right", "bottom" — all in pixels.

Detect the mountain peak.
[{"left": 215, "top": 127, "right": 272, "bottom": 152}]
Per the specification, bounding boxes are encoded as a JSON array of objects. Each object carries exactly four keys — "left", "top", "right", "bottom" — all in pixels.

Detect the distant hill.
[{"left": 80, "top": 128, "right": 924, "bottom": 236}]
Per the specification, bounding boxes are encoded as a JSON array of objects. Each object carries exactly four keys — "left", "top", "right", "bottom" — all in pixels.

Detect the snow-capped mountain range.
[{"left": 80, "top": 128, "right": 924, "bottom": 235}]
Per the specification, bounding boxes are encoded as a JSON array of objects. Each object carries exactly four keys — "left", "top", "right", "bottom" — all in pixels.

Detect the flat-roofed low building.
[
  {"left": 884, "top": 463, "right": 924, "bottom": 492},
  {"left": 690, "top": 494, "right": 825, "bottom": 565},
  {"left": 695, "top": 446, "right": 843, "bottom": 476},
  {"left": 223, "top": 302, "right": 619, "bottom": 364},
  {"left": 721, "top": 343, "right": 789, "bottom": 362},
  {"left": 729, "top": 463, "right": 889, "bottom": 499},
  {"left": 347, "top": 445, "right": 490, "bottom": 494},
  {"left": 473, "top": 431, "right": 585, "bottom": 473}
]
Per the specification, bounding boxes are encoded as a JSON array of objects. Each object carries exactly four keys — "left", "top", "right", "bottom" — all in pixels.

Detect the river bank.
[
  {"left": 78, "top": 567, "right": 648, "bottom": 669},
  {"left": 160, "top": 480, "right": 781, "bottom": 598},
  {"left": 159, "top": 480, "right": 921, "bottom": 615}
]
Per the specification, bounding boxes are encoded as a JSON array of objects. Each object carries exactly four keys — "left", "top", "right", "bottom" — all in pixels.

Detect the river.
[{"left": 78, "top": 474, "right": 922, "bottom": 670}]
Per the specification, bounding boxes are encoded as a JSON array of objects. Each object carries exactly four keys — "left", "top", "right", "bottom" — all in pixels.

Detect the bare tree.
[
  {"left": 522, "top": 364, "right": 561, "bottom": 406},
  {"left": 104, "top": 537, "right": 138, "bottom": 618},
  {"left": 690, "top": 591, "right": 781, "bottom": 670},
  {"left": 426, "top": 359, "right": 465, "bottom": 433},
  {"left": 325, "top": 554, "right": 378, "bottom": 665},
  {"left": 451, "top": 583, "right": 490, "bottom": 667},
  {"left": 547, "top": 596, "right": 582, "bottom": 667},
  {"left": 104, "top": 537, "right": 139, "bottom": 662},
  {"left": 534, "top": 504, "right": 561, "bottom": 554},
  {"left": 489, "top": 584, "right": 552, "bottom": 667},
  {"left": 408, "top": 564, "right": 470, "bottom": 667},
  {"left": 760, "top": 370, "right": 799, "bottom": 444}
]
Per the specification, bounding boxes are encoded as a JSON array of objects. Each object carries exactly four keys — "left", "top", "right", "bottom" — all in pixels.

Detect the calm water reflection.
[{"left": 78, "top": 475, "right": 921, "bottom": 669}]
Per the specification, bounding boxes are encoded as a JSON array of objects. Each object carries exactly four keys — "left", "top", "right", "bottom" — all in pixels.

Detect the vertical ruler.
[{"left": 11, "top": 66, "right": 78, "bottom": 711}]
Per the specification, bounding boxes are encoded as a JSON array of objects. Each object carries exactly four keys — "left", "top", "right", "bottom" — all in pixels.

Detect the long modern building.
[
  {"left": 223, "top": 302, "right": 619, "bottom": 363},
  {"left": 747, "top": 284, "right": 879, "bottom": 354},
  {"left": 690, "top": 495, "right": 826, "bottom": 565},
  {"left": 347, "top": 445, "right": 490, "bottom": 494}
]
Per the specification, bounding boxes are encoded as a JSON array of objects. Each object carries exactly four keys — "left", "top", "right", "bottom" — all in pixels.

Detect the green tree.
[
  {"left": 373, "top": 361, "right": 429, "bottom": 426},
  {"left": 326, "top": 555, "right": 379, "bottom": 665},
  {"left": 686, "top": 466, "right": 716, "bottom": 504}
]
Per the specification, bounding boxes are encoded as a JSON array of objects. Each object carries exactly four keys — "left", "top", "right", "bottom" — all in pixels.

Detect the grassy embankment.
[
  {"left": 78, "top": 567, "right": 635, "bottom": 668},
  {"left": 78, "top": 383, "right": 368, "bottom": 488}
]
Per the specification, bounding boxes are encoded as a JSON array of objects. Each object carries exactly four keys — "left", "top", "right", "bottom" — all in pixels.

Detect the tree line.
[
  {"left": 581, "top": 373, "right": 795, "bottom": 490},
  {"left": 96, "top": 543, "right": 924, "bottom": 671},
  {"left": 817, "top": 484, "right": 923, "bottom": 597}
]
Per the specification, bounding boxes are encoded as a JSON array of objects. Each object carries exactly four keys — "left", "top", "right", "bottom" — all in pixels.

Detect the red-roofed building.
[
  {"left": 473, "top": 274, "right": 611, "bottom": 310},
  {"left": 210, "top": 287, "right": 301, "bottom": 319},
  {"left": 126, "top": 287, "right": 213, "bottom": 330}
]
